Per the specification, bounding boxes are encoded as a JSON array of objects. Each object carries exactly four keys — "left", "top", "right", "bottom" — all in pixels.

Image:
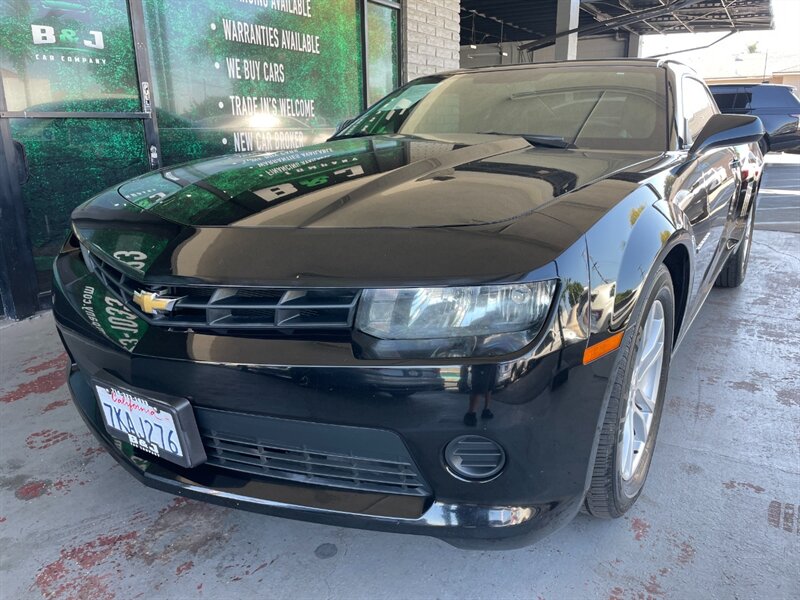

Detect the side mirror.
[{"left": 689, "top": 114, "right": 765, "bottom": 156}]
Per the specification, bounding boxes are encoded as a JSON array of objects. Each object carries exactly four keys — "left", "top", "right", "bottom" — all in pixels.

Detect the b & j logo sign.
[
  {"left": 31, "top": 25, "right": 105, "bottom": 49},
  {"left": 29, "top": 0, "right": 109, "bottom": 66},
  {"left": 30, "top": 23, "right": 107, "bottom": 64}
]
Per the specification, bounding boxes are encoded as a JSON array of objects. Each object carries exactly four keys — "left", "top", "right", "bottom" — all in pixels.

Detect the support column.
[
  {"left": 627, "top": 32, "right": 642, "bottom": 57},
  {"left": 0, "top": 76, "right": 39, "bottom": 319},
  {"left": 554, "top": 0, "right": 579, "bottom": 61}
]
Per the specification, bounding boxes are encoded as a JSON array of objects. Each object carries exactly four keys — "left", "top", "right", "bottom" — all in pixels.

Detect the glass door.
[
  {"left": 365, "top": 0, "right": 400, "bottom": 106},
  {"left": 0, "top": 0, "right": 156, "bottom": 313}
]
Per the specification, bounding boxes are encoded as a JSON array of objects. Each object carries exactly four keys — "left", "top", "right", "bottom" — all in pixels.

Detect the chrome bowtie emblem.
[{"left": 132, "top": 290, "right": 182, "bottom": 315}]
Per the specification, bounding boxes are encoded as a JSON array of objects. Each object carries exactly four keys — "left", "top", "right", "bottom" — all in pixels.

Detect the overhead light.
[
  {"left": 501, "top": 51, "right": 508, "bottom": 56},
  {"left": 470, "top": 44, "right": 477, "bottom": 49}
]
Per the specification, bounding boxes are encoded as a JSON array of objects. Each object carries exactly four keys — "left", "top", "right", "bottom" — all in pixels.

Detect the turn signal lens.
[{"left": 583, "top": 331, "right": 624, "bottom": 364}]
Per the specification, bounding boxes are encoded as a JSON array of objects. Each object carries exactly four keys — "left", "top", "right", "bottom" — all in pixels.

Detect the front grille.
[
  {"left": 202, "top": 430, "right": 430, "bottom": 497},
  {"left": 87, "top": 249, "right": 360, "bottom": 331}
]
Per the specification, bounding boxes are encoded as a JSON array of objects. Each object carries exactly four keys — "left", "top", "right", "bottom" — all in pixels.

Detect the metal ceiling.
[{"left": 460, "top": 0, "right": 774, "bottom": 45}]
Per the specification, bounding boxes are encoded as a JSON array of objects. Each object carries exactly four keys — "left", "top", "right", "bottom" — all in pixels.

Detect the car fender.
[{"left": 584, "top": 186, "right": 693, "bottom": 344}]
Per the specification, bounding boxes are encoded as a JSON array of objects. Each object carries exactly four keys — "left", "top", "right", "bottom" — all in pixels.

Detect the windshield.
[{"left": 338, "top": 66, "right": 669, "bottom": 152}]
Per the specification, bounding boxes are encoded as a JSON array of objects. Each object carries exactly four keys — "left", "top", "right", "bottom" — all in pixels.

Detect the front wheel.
[
  {"left": 715, "top": 205, "right": 755, "bottom": 288},
  {"left": 585, "top": 264, "right": 675, "bottom": 518}
]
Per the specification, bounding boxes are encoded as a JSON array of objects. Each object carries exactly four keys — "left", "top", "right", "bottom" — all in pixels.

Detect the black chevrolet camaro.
[{"left": 53, "top": 59, "right": 764, "bottom": 548}]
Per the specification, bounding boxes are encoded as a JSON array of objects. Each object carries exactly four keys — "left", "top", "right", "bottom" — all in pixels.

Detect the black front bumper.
[{"left": 53, "top": 251, "right": 617, "bottom": 548}]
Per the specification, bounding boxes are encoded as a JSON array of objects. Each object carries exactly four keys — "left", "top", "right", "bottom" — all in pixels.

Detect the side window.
[
  {"left": 733, "top": 89, "right": 751, "bottom": 110},
  {"left": 713, "top": 92, "right": 737, "bottom": 111},
  {"left": 683, "top": 78, "right": 718, "bottom": 144}
]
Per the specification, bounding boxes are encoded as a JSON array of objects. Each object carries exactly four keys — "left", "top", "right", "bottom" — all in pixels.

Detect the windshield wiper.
[
  {"left": 328, "top": 131, "right": 378, "bottom": 141},
  {"left": 477, "top": 132, "right": 574, "bottom": 149},
  {"left": 330, "top": 131, "right": 431, "bottom": 142}
]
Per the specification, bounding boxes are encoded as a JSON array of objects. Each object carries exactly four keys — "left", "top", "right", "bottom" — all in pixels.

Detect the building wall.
[
  {"left": 460, "top": 35, "right": 629, "bottom": 69},
  {"left": 705, "top": 73, "right": 800, "bottom": 90},
  {"left": 403, "top": 0, "right": 461, "bottom": 81},
  {"left": 777, "top": 74, "right": 800, "bottom": 90}
]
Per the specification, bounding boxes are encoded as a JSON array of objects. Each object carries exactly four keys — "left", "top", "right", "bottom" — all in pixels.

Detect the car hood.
[
  {"left": 111, "top": 135, "right": 661, "bottom": 228},
  {"left": 73, "top": 135, "right": 668, "bottom": 286}
]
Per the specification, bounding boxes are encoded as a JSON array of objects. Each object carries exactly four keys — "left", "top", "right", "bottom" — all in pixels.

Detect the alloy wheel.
[
  {"left": 619, "top": 299, "right": 665, "bottom": 482},
  {"left": 740, "top": 209, "right": 755, "bottom": 278}
]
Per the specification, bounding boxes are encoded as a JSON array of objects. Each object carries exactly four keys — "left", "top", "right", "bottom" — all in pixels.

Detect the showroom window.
[
  {"left": 0, "top": 0, "right": 403, "bottom": 317},
  {"left": 0, "top": 0, "right": 149, "bottom": 300},
  {"left": 366, "top": 0, "right": 401, "bottom": 106},
  {"left": 142, "top": 0, "right": 366, "bottom": 165}
]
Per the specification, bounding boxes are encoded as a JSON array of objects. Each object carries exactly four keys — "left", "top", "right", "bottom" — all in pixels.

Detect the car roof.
[
  {"left": 439, "top": 58, "right": 695, "bottom": 77},
  {"left": 709, "top": 83, "right": 794, "bottom": 90}
]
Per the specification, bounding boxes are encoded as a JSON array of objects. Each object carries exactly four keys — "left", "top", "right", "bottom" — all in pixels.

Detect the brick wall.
[{"left": 403, "top": 0, "right": 460, "bottom": 81}]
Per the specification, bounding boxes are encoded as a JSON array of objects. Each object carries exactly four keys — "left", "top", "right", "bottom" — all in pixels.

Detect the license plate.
[{"left": 95, "top": 384, "right": 184, "bottom": 459}]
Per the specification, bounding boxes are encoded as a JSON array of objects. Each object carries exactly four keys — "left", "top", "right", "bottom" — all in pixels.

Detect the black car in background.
[
  {"left": 53, "top": 59, "right": 765, "bottom": 548},
  {"left": 710, "top": 83, "right": 800, "bottom": 153}
]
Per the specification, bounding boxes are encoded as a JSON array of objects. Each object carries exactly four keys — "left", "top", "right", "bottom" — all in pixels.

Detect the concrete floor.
[
  {"left": 757, "top": 153, "right": 800, "bottom": 234},
  {"left": 1, "top": 160, "right": 799, "bottom": 600}
]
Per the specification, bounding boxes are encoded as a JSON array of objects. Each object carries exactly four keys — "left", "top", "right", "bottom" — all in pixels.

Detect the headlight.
[
  {"left": 61, "top": 223, "right": 95, "bottom": 272},
  {"left": 355, "top": 281, "right": 557, "bottom": 358}
]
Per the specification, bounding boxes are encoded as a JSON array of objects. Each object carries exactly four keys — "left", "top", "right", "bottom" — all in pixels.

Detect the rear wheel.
[
  {"left": 715, "top": 205, "right": 755, "bottom": 288},
  {"left": 585, "top": 265, "right": 675, "bottom": 518}
]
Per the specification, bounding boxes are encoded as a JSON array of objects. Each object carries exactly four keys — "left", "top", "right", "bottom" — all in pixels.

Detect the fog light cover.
[{"left": 444, "top": 435, "right": 506, "bottom": 481}]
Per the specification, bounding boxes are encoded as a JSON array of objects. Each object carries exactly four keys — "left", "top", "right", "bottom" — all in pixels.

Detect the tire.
[
  {"left": 715, "top": 204, "right": 755, "bottom": 288},
  {"left": 585, "top": 264, "right": 675, "bottom": 518}
]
